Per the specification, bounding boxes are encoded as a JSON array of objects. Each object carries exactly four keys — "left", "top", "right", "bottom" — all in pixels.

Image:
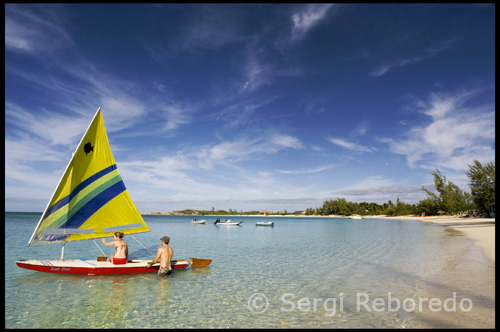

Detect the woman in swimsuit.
[{"left": 102, "top": 232, "right": 128, "bottom": 264}]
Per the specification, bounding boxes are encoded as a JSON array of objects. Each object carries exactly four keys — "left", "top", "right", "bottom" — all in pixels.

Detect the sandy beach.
[{"left": 372, "top": 215, "right": 495, "bottom": 263}]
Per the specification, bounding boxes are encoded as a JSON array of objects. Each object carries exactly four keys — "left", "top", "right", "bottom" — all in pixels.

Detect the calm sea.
[{"left": 4, "top": 212, "right": 495, "bottom": 328}]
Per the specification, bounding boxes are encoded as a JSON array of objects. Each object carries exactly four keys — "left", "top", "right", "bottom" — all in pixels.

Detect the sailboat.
[{"left": 16, "top": 108, "right": 211, "bottom": 275}]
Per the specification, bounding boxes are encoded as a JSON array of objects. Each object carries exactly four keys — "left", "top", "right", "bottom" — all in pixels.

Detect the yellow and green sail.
[{"left": 29, "top": 108, "right": 149, "bottom": 244}]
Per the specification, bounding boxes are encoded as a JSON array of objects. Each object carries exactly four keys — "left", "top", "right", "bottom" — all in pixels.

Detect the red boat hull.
[{"left": 15, "top": 259, "right": 188, "bottom": 275}]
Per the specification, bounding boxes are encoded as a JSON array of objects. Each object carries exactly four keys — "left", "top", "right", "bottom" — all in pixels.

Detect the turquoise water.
[{"left": 4, "top": 212, "right": 494, "bottom": 328}]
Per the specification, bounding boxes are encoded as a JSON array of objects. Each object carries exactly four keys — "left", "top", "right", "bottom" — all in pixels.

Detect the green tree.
[
  {"left": 316, "top": 198, "right": 357, "bottom": 215},
  {"left": 305, "top": 208, "right": 316, "bottom": 215},
  {"left": 421, "top": 169, "right": 473, "bottom": 215},
  {"left": 417, "top": 197, "right": 438, "bottom": 216},
  {"left": 466, "top": 160, "right": 495, "bottom": 215}
]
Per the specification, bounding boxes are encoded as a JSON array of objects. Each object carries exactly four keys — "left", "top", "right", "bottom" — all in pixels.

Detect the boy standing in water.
[{"left": 147, "top": 236, "right": 173, "bottom": 276}]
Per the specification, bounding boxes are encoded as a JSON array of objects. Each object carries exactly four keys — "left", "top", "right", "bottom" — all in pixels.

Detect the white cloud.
[
  {"left": 270, "top": 135, "right": 303, "bottom": 150},
  {"left": 351, "top": 122, "right": 369, "bottom": 137},
  {"left": 238, "top": 56, "right": 268, "bottom": 94},
  {"left": 331, "top": 176, "right": 428, "bottom": 204},
  {"left": 278, "top": 165, "right": 335, "bottom": 175},
  {"left": 5, "top": 103, "right": 89, "bottom": 146},
  {"left": 5, "top": 4, "right": 73, "bottom": 56},
  {"left": 161, "top": 105, "right": 193, "bottom": 132},
  {"left": 99, "top": 98, "right": 148, "bottom": 132},
  {"left": 326, "top": 137, "right": 375, "bottom": 153},
  {"left": 291, "top": 4, "right": 335, "bottom": 42},
  {"left": 384, "top": 90, "right": 495, "bottom": 172},
  {"left": 370, "top": 39, "right": 458, "bottom": 77},
  {"left": 197, "top": 133, "right": 303, "bottom": 169},
  {"left": 5, "top": 17, "right": 35, "bottom": 52},
  {"left": 370, "top": 56, "right": 422, "bottom": 77}
]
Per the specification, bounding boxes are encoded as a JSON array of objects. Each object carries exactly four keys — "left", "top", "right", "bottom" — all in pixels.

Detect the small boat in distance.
[
  {"left": 191, "top": 219, "right": 207, "bottom": 224},
  {"left": 256, "top": 221, "right": 274, "bottom": 226},
  {"left": 349, "top": 215, "right": 363, "bottom": 219},
  {"left": 215, "top": 219, "right": 243, "bottom": 226}
]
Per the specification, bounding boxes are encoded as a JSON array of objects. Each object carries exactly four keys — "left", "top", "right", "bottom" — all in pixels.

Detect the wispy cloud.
[
  {"left": 351, "top": 121, "right": 369, "bottom": 137},
  {"left": 370, "top": 56, "right": 422, "bottom": 77},
  {"left": 197, "top": 133, "right": 304, "bottom": 169},
  {"left": 5, "top": 103, "right": 89, "bottom": 146},
  {"left": 270, "top": 134, "right": 303, "bottom": 150},
  {"left": 5, "top": 4, "right": 73, "bottom": 55},
  {"left": 326, "top": 137, "right": 375, "bottom": 153},
  {"left": 226, "top": 3, "right": 337, "bottom": 98},
  {"left": 117, "top": 133, "right": 309, "bottom": 207},
  {"left": 329, "top": 175, "right": 429, "bottom": 204},
  {"left": 179, "top": 6, "right": 247, "bottom": 52},
  {"left": 161, "top": 105, "right": 193, "bottom": 132},
  {"left": 5, "top": 11, "right": 156, "bottom": 136},
  {"left": 237, "top": 52, "right": 269, "bottom": 94},
  {"left": 278, "top": 165, "right": 335, "bottom": 175},
  {"left": 383, "top": 90, "right": 495, "bottom": 171},
  {"left": 290, "top": 4, "right": 335, "bottom": 42},
  {"left": 370, "top": 38, "right": 458, "bottom": 77}
]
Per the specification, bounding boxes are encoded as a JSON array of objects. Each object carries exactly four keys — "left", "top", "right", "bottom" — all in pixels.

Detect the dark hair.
[{"left": 114, "top": 232, "right": 125, "bottom": 239}]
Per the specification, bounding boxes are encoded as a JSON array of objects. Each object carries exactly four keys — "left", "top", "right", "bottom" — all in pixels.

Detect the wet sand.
[
  {"left": 371, "top": 215, "right": 495, "bottom": 328},
  {"left": 416, "top": 225, "right": 495, "bottom": 328}
]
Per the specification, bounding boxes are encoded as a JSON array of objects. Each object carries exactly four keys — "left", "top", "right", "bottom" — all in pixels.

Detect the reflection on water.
[{"left": 5, "top": 214, "right": 494, "bottom": 328}]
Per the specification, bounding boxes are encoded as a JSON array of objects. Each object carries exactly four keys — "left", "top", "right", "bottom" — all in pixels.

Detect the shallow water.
[{"left": 5, "top": 213, "right": 495, "bottom": 328}]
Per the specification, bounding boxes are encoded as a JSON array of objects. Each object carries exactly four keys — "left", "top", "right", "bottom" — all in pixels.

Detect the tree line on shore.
[
  {"left": 311, "top": 160, "right": 494, "bottom": 217},
  {"left": 160, "top": 160, "right": 494, "bottom": 218}
]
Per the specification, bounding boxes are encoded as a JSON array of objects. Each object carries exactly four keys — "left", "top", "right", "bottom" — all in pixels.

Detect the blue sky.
[{"left": 5, "top": 4, "right": 495, "bottom": 213}]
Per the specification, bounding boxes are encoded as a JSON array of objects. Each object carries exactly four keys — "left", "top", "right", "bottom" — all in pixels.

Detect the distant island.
[{"left": 141, "top": 209, "right": 304, "bottom": 216}]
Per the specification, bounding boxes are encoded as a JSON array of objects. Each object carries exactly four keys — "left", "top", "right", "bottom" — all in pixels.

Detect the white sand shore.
[{"left": 371, "top": 215, "right": 495, "bottom": 263}]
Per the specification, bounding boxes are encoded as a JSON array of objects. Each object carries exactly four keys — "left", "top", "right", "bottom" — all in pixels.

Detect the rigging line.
[
  {"left": 131, "top": 234, "right": 154, "bottom": 255},
  {"left": 93, "top": 240, "right": 107, "bottom": 256}
]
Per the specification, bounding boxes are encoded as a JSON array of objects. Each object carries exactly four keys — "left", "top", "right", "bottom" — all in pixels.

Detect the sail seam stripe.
[
  {"left": 43, "top": 165, "right": 118, "bottom": 220},
  {"left": 68, "top": 174, "right": 123, "bottom": 220},
  {"left": 38, "top": 173, "right": 122, "bottom": 231},
  {"left": 63, "top": 181, "right": 127, "bottom": 229}
]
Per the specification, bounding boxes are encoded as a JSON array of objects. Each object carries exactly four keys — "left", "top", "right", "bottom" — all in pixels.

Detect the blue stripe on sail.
[
  {"left": 43, "top": 165, "right": 118, "bottom": 220},
  {"left": 70, "top": 165, "right": 118, "bottom": 201},
  {"left": 44, "top": 196, "right": 70, "bottom": 221},
  {"left": 38, "top": 180, "right": 127, "bottom": 242}
]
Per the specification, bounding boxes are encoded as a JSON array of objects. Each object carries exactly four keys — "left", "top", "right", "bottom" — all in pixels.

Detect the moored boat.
[
  {"left": 256, "top": 221, "right": 274, "bottom": 226},
  {"left": 215, "top": 219, "right": 243, "bottom": 226},
  {"left": 191, "top": 219, "right": 207, "bottom": 224}
]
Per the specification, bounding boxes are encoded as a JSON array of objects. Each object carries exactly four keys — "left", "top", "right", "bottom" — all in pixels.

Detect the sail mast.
[{"left": 28, "top": 108, "right": 102, "bottom": 246}]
